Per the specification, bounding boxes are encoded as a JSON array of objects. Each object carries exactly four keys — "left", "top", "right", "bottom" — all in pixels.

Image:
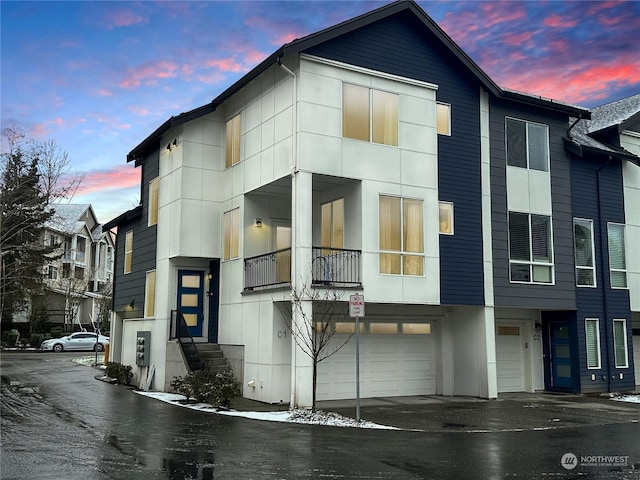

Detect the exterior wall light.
[{"left": 254, "top": 218, "right": 263, "bottom": 228}]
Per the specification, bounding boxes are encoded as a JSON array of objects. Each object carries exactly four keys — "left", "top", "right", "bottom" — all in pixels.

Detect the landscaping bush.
[
  {"left": 105, "top": 362, "right": 133, "bottom": 385},
  {"left": 171, "top": 370, "right": 241, "bottom": 408},
  {"left": 30, "top": 334, "right": 44, "bottom": 348}
]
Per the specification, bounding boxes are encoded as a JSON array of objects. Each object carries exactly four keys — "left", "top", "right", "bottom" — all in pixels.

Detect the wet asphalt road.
[{"left": 1, "top": 351, "right": 639, "bottom": 480}]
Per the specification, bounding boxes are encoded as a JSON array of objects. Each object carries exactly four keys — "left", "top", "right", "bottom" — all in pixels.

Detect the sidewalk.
[{"left": 232, "top": 392, "right": 640, "bottom": 432}]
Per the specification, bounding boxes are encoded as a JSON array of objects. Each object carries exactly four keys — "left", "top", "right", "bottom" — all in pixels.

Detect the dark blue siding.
[
  {"left": 490, "top": 99, "right": 576, "bottom": 309},
  {"left": 571, "top": 157, "right": 634, "bottom": 392},
  {"left": 305, "top": 10, "right": 484, "bottom": 305},
  {"left": 112, "top": 149, "right": 159, "bottom": 315}
]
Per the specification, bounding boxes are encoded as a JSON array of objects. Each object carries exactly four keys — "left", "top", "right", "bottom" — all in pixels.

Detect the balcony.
[{"left": 244, "top": 247, "right": 361, "bottom": 290}]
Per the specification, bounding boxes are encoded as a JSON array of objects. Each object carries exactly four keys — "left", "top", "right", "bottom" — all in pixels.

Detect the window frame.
[
  {"left": 225, "top": 114, "right": 241, "bottom": 168},
  {"left": 378, "top": 194, "right": 424, "bottom": 276},
  {"left": 585, "top": 318, "right": 601, "bottom": 370},
  {"left": 436, "top": 102, "right": 451, "bottom": 136},
  {"left": 148, "top": 177, "right": 159, "bottom": 226},
  {"left": 48, "top": 264, "right": 58, "bottom": 280},
  {"left": 505, "top": 117, "right": 550, "bottom": 172},
  {"left": 439, "top": 201, "right": 454, "bottom": 235},
  {"left": 343, "top": 83, "right": 398, "bottom": 147},
  {"left": 613, "top": 319, "right": 629, "bottom": 368},
  {"left": 144, "top": 269, "right": 156, "bottom": 318},
  {"left": 321, "top": 198, "right": 344, "bottom": 249},
  {"left": 607, "top": 222, "right": 627, "bottom": 289},
  {"left": 573, "top": 218, "right": 596, "bottom": 287},
  {"left": 223, "top": 208, "right": 240, "bottom": 261},
  {"left": 508, "top": 211, "right": 554, "bottom": 284},
  {"left": 124, "top": 230, "right": 133, "bottom": 274}
]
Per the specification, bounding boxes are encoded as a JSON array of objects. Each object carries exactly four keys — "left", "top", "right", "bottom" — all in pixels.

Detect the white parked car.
[{"left": 40, "top": 332, "right": 110, "bottom": 352}]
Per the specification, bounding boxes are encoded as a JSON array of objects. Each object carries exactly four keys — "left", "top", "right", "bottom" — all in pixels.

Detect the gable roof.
[
  {"left": 127, "top": 0, "right": 590, "bottom": 164},
  {"left": 46, "top": 204, "right": 91, "bottom": 235}
]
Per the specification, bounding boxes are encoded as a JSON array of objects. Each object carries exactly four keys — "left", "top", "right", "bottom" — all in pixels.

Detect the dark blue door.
[
  {"left": 207, "top": 260, "right": 220, "bottom": 343},
  {"left": 549, "top": 321, "right": 574, "bottom": 389},
  {"left": 177, "top": 270, "right": 204, "bottom": 337}
]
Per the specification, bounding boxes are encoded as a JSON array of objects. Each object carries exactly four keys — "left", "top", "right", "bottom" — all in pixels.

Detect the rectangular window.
[
  {"left": 607, "top": 223, "right": 627, "bottom": 288},
  {"left": 223, "top": 208, "right": 239, "bottom": 260},
  {"left": 225, "top": 114, "right": 241, "bottom": 167},
  {"left": 436, "top": 102, "right": 451, "bottom": 136},
  {"left": 124, "top": 231, "right": 133, "bottom": 274},
  {"left": 48, "top": 265, "right": 58, "bottom": 280},
  {"left": 613, "top": 319, "right": 628, "bottom": 368},
  {"left": 148, "top": 177, "right": 159, "bottom": 226},
  {"left": 144, "top": 270, "right": 156, "bottom": 318},
  {"left": 343, "top": 84, "right": 397, "bottom": 146},
  {"left": 586, "top": 318, "right": 601, "bottom": 369},
  {"left": 508, "top": 212, "right": 553, "bottom": 283},
  {"left": 574, "top": 218, "right": 595, "bottom": 287},
  {"left": 49, "top": 234, "right": 58, "bottom": 247},
  {"left": 321, "top": 198, "right": 344, "bottom": 249},
  {"left": 379, "top": 195, "right": 424, "bottom": 276},
  {"left": 439, "top": 201, "right": 454, "bottom": 235},
  {"left": 506, "top": 118, "right": 549, "bottom": 171}
]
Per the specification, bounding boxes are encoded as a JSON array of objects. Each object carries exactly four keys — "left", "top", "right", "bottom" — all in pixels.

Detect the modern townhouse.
[
  {"left": 38, "top": 204, "right": 115, "bottom": 330},
  {"left": 104, "top": 0, "right": 638, "bottom": 406}
]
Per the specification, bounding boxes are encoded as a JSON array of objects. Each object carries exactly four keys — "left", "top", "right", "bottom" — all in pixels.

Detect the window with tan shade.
[
  {"left": 124, "top": 231, "right": 133, "bottom": 274},
  {"left": 148, "top": 177, "right": 159, "bottom": 226},
  {"left": 225, "top": 114, "right": 241, "bottom": 167},
  {"left": 144, "top": 270, "right": 156, "bottom": 317},
  {"left": 224, "top": 208, "right": 239, "bottom": 260},
  {"left": 321, "top": 198, "right": 344, "bottom": 249},
  {"left": 436, "top": 102, "right": 451, "bottom": 135},
  {"left": 379, "top": 195, "right": 424, "bottom": 276},
  {"left": 439, "top": 201, "right": 454, "bottom": 235},
  {"left": 343, "top": 83, "right": 397, "bottom": 146}
]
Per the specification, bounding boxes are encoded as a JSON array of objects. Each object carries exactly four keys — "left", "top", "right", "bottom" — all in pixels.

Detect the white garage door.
[
  {"left": 316, "top": 325, "right": 436, "bottom": 401},
  {"left": 634, "top": 336, "right": 640, "bottom": 387},
  {"left": 496, "top": 324, "right": 525, "bottom": 393}
]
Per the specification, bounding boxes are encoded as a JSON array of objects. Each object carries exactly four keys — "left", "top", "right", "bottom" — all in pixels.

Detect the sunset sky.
[{"left": 2, "top": 0, "right": 639, "bottom": 223}]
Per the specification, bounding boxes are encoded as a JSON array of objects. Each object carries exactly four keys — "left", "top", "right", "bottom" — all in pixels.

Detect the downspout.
[
  {"left": 596, "top": 156, "right": 613, "bottom": 392},
  {"left": 278, "top": 56, "right": 298, "bottom": 407}
]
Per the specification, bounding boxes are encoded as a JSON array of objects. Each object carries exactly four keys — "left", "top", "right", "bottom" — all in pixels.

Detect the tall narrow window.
[
  {"left": 145, "top": 270, "right": 156, "bottom": 318},
  {"left": 225, "top": 114, "right": 241, "bottom": 167},
  {"left": 343, "top": 84, "right": 397, "bottom": 146},
  {"left": 436, "top": 103, "right": 451, "bottom": 136},
  {"left": 574, "top": 218, "right": 595, "bottom": 287},
  {"left": 321, "top": 198, "right": 344, "bottom": 249},
  {"left": 149, "top": 177, "right": 159, "bottom": 226},
  {"left": 48, "top": 265, "right": 58, "bottom": 280},
  {"left": 379, "top": 195, "right": 423, "bottom": 276},
  {"left": 509, "top": 212, "right": 553, "bottom": 283},
  {"left": 585, "top": 318, "right": 601, "bottom": 369},
  {"left": 506, "top": 118, "right": 549, "bottom": 171},
  {"left": 439, "top": 202, "right": 454, "bottom": 235},
  {"left": 607, "top": 223, "right": 627, "bottom": 288},
  {"left": 613, "top": 319, "right": 628, "bottom": 368},
  {"left": 223, "top": 208, "right": 239, "bottom": 260},
  {"left": 124, "top": 231, "right": 133, "bottom": 274}
]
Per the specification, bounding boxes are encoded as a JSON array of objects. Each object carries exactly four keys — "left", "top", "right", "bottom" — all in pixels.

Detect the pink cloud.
[
  {"left": 74, "top": 166, "right": 141, "bottom": 196},
  {"left": 96, "top": 88, "right": 113, "bottom": 97},
  {"left": 104, "top": 9, "right": 149, "bottom": 30},
  {"left": 478, "top": 2, "right": 527, "bottom": 28},
  {"left": 119, "top": 61, "right": 180, "bottom": 89},
  {"left": 206, "top": 57, "right": 245, "bottom": 73},
  {"left": 502, "top": 31, "right": 533, "bottom": 46},
  {"left": 543, "top": 15, "right": 578, "bottom": 28}
]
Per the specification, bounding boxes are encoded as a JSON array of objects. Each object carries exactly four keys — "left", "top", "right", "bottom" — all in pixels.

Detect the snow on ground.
[
  {"left": 612, "top": 395, "right": 640, "bottom": 404},
  {"left": 72, "top": 355, "right": 105, "bottom": 367},
  {"left": 136, "top": 391, "right": 399, "bottom": 430}
]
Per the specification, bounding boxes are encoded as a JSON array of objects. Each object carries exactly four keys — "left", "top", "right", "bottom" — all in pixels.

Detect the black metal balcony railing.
[{"left": 244, "top": 247, "right": 361, "bottom": 290}]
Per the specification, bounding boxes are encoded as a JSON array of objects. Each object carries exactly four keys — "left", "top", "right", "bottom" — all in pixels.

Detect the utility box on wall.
[{"left": 136, "top": 331, "right": 151, "bottom": 367}]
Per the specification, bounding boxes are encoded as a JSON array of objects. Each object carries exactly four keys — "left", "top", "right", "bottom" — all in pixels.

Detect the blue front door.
[
  {"left": 177, "top": 270, "right": 204, "bottom": 337},
  {"left": 549, "top": 321, "right": 574, "bottom": 389}
]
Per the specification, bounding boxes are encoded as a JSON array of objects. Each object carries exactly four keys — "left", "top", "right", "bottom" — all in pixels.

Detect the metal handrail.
[{"left": 170, "top": 310, "right": 204, "bottom": 371}]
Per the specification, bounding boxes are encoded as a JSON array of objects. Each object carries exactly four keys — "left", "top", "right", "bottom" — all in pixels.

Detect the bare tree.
[
  {"left": 277, "top": 282, "right": 352, "bottom": 410},
  {"left": 32, "top": 138, "right": 83, "bottom": 204}
]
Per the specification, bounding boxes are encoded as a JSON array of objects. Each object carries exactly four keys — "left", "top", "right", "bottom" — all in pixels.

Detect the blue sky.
[{"left": 2, "top": 0, "right": 639, "bottom": 222}]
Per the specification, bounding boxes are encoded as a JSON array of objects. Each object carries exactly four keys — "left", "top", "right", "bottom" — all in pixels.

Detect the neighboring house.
[
  {"left": 35, "top": 204, "right": 115, "bottom": 331},
  {"left": 104, "top": 0, "right": 638, "bottom": 405}
]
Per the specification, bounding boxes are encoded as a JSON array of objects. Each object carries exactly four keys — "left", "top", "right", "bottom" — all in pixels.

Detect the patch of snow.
[
  {"left": 136, "top": 391, "right": 398, "bottom": 430},
  {"left": 72, "top": 355, "right": 104, "bottom": 367},
  {"left": 612, "top": 395, "right": 640, "bottom": 404}
]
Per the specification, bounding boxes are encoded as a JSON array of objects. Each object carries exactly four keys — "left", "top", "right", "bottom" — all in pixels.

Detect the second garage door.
[{"left": 316, "top": 322, "right": 436, "bottom": 401}]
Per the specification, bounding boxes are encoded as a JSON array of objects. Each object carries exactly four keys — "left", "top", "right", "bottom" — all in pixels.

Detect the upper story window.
[
  {"left": 321, "top": 198, "right": 344, "bottom": 249},
  {"left": 607, "top": 223, "right": 627, "bottom": 288},
  {"left": 223, "top": 208, "right": 239, "bottom": 260},
  {"left": 48, "top": 265, "right": 58, "bottom": 280},
  {"left": 225, "top": 114, "right": 241, "bottom": 168},
  {"left": 439, "top": 201, "right": 454, "bottom": 235},
  {"left": 436, "top": 103, "right": 451, "bottom": 136},
  {"left": 508, "top": 212, "right": 553, "bottom": 284},
  {"left": 145, "top": 270, "right": 156, "bottom": 318},
  {"left": 585, "top": 318, "right": 601, "bottom": 369},
  {"left": 124, "top": 231, "right": 133, "bottom": 274},
  {"left": 574, "top": 218, "right": 595, "bottom": 287},
  {"left": 506, "top": 118, "right": 549, "bottom": 171},
  {"left": 148, "top": 177, "right": 159, "bottom": 226},
  {"left": 49, "top": 234, "right": 59, "bottom": 247},
  {"left": 343, "top": 84, "right": 398, "bottom": 146},
  {"left": 379, "top": 195, "right": 424, "bottom": 276},
  {"left": 75, "top": 237, "right": 87, "bottom": 263}
]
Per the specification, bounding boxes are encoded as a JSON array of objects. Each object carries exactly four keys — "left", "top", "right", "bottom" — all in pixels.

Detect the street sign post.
[{"left": 349, "top": 294, "right": 364, "bottom": 422}]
